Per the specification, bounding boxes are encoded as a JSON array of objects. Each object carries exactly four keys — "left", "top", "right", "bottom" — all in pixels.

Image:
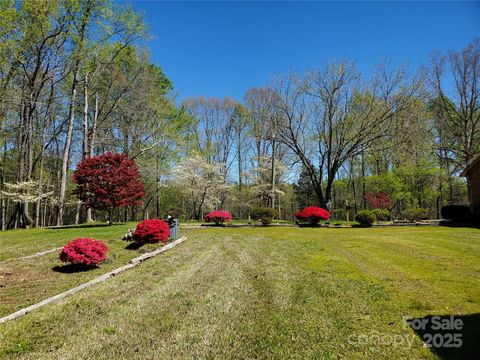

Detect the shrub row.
[
  {"left": 59, "top": 219, "right": 172, "bottom": 267},
  {"left": 355, "top": 207, "right": 430, "bottom": 226}
]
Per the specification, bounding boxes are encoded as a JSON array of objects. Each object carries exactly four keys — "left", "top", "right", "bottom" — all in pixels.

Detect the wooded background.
[{"left": 1, "top": 1, "right": 479, "bottom": 229}]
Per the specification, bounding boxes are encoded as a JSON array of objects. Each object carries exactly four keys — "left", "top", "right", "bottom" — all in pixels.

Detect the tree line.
[
  {"left": 172, "top": 39, "right": 479, "bottom": 222},
  {"left": 0, "top": 0, "right": 186, "bottom": 229},
  {"left": 1, "top": 1, "right": 478, "bottom": 228}
]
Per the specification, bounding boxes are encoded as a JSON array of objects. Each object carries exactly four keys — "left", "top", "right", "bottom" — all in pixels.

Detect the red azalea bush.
[
  {"left": 133, "top": 219, "right": 170, "bottom": 244},
  {"left": 204, "top": 210, "right": 233, "bottom": 225},
  {"left": 60, "top": 238, "right": 108, "bottom": 267},
  {"left": 295, "top": 206, "right": 330, "bottom": 225}
]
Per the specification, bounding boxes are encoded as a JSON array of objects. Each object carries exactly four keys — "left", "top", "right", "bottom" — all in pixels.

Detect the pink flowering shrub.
[
  {"left": 133, "top": 219, "right": 170, "bottom": 244},
  {"left": 295, "top": 206, "right": 330, "bottom": 225},
  {"left": 59, "top": 238, "right": 108, "bottom": 267},
  {"left": 204, "top": 210, "right": 233, "bottom": 225}
]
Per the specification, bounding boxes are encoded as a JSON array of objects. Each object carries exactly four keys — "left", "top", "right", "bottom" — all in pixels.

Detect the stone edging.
[{"left": 0, "top": 247, "right": 63, "bottom": 265}]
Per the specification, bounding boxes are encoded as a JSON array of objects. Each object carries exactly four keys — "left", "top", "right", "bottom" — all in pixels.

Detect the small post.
[{"left": 345, "top": 200, "right": 352, "bottom": 227}]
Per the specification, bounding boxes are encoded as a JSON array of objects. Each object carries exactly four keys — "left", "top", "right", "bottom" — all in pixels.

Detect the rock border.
[
  {"left": 0, "top": 247, "right": 63, "bottom": 265},
  {"left": 0, "top": 236, "right": 187, "bottom": 325}
]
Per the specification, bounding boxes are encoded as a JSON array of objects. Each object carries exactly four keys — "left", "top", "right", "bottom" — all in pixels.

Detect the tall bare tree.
[
  {"left": 231, "top": 103, "right": 250, "bottom": 217},
  {"left": 274, "top": 60, "right": 423, "bottom": 209},
  {"left": 430, "top": 38, "right": 480, "bottom": 203}
]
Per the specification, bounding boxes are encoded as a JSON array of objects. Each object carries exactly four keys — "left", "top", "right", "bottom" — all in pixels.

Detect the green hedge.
[
  {"left": 355, "top": 210, "right": 375, "bottom": 227},
  {"left": 250, "top": 207, "right": 279, "bottom": 226}
]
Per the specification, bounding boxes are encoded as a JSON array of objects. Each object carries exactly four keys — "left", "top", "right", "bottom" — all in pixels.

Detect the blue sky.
[{"left": 128, "top": 1, "right": 480, "bottom": 102}]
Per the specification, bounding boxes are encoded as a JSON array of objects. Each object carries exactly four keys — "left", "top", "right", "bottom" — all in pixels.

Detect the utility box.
[{"left": 167, "top": 217, "right": 179, "bottom": 240}]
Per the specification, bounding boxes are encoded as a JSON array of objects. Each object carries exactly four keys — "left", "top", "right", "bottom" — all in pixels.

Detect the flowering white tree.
[
  {"left": 172, "top": 155, "right": 230, "bottom": 219},
  {"left": 1, "top": 181, "right": 53, "bottom": 229},
  {"left": 248, "top": 156, "right": 286, "bottom": 207}
]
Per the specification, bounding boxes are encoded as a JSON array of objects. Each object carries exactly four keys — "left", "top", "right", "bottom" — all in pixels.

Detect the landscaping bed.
[{"left": 0, "top": 222, "right": 167, "bottom": 317}]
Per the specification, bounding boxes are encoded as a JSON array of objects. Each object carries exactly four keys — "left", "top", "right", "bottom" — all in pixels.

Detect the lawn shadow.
[
  {"left": 200, "top": 223, "right": 226, "bottom": 227},
  {"left": 47, "top": 223, "right": 126, "bottom": 230},
  {"left": 407, "top": 313, "right": 480, "bottom": 360},
  {"left": 351, "top": 224, "right": 370, "bottom": 228},
  {"left": 297, "top": 223, "right": 323, "bottom": 228},
  {"left": 439, "top": 221, "right": 480, "bottom": 229},
  {"left": 52, "top": 264, "right": 97, "bottom": 273},
  {"left": 125, "top": 242, "right": 143, "bottom": 250}
]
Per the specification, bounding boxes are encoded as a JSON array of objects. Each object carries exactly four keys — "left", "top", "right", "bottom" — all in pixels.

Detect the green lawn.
[{"left": 0, "top": 225, "right": 479, "bottom": 359}]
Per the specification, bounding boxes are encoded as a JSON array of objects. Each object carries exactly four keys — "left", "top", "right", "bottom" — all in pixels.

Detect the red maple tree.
[
  {"left": 73, "top": 153, "right": 145, "bottom": 219},
  {"left": 364, "top": 192, "right": 392, "bottom": 210}
]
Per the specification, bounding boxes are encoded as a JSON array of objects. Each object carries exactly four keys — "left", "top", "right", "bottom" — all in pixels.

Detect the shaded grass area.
[{"left": 0, "top": 226, "right": 479, "bottom": 359}]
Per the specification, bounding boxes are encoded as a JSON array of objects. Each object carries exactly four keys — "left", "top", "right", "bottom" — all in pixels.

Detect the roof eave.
[{"left": 461, "top": 157, "right": 480, "bottom": 177}]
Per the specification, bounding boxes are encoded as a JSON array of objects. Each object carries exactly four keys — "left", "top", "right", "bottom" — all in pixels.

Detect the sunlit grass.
[{"left": 0, "top": 225, "right": 479, "bottom": 359}]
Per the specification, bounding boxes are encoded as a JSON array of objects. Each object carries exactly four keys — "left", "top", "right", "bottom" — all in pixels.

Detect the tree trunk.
[
  {"left": 35, "top": 148, "right": 45, "bottom": 228},
  {"left": 57, "top": 4, "right": 91, "bottom": 226},
  {"left": 108, "top": 206, "right": 114, "bottom": 225},
  {"left": 57, "top": 66, "right": 80, "bottom": 225},
  {"left": 237, "top": 129, "right": 243, "bottom": 218},
  {"left": 74, "top": 202, "right": 81, "bottom": 225},
  {"left": 270, "top": 137, "right": 276, "bottom": 209},
  {"left": 7, "top": 97, "right": 34, "bottom": 229},
  {"left": 155, "top": 154, "right": 160, "bottom": 218},
  {"left": 361, "top": 150, "right": 366, "bottom": 210},
  {"left": 0, "top": 148, "right": 4, "bottom": 230},
  {"left": 85, "top": 92, "right": 98, "bottom": 223},
  {"left": 81, "top": 74, "right": 95, "bottom": 223},
  {"left": 351, "top": 160, "right": 358, "bottom": 214},
  {"left": 83, "top": 74, "right": 89, "bottom": 158}
]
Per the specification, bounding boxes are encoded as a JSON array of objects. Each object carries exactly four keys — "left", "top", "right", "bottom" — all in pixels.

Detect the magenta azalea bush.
[
  {"left": 59, "top": 238, "right": 108, "bottom": 267},
  {"left": 133, "top": 219, "right": 170, "bottom": 244},
  {"left": 295, "top": 206, "right": 330, "bottom": 225},
  {"left": 204, "top": 210, "right": 233, "bottom": 225}
]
